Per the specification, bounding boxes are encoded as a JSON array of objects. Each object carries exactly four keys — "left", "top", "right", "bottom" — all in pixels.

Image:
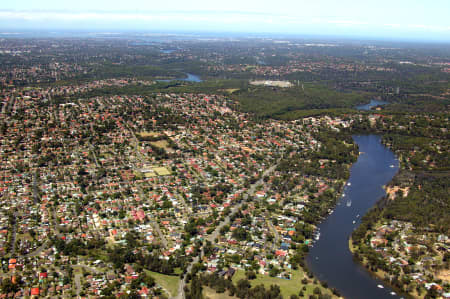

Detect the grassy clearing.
[
  {"left": 174, "top": 267, "right": 183, "bottom": 275},
  {"left": 139, "top": 131, "right": 161, "bottom": 138},
  {"left": 150, "top": 140, "right": 170, "bottom": 149},
  {"left": 232, "top": 268, "right": 335, "bottom": 298},
  {"left": 17, "top": 233, "right": 33, "bottom": 241},
  {"left": 153, "top": 167, "right": 171, "bottom": 176},
  {"left": 203, "top": 286, "right": 236, "bottom": 299},
  {"left": 146, "top": 270, "right": 180, "bottom": 297},
  {"left": 221, "top": 88, "right": 240, "bottom": 94}
]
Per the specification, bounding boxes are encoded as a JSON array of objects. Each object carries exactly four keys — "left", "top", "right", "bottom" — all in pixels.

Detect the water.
[
  {"left": 306, "top": 135, "right": 400, "bottom": 299},
  {"left": 157, "top": 73, "right": 202, "bottom": 83},
  {"left": 356, "top": 99, "right": 388, "bottom": 111},
  {"left": 161, "top": 49, "right": 176, "bottom": 54},
  {"left": 182, "top": 73, "right": 202, "bottom": 82}
]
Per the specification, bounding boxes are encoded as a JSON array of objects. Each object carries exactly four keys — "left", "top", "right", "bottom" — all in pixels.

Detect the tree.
[
  {"left": 188, "top": 275, "right": 203, "bottom": 299},
  {"left": 236, "top": 279, "right": 251, "bottom": 298},
  {"left": 232, "top": 227, "right": 251, "bottom": 241},
  {"left": 245, "top": 270, "right": 256, "bottom": 280}
]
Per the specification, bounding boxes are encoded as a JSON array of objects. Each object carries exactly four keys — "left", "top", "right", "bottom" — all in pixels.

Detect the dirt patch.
[
  {"left": 203, "top": 286, "right": 236, "bottom": 299},
  {"left": 150, "top": 140, "right": 170, "bottom": 149},
  {"left": 437, "top": 269, "right": 450, "bottom": 283}
]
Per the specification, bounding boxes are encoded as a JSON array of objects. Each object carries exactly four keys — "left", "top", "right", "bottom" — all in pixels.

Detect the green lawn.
[
  {"left": 146, "top": 270, "right": 180, "bottom": 297},
  {"left": 174, "top": 267, "right": 183, "bottom": 275},
  {"left": 232, "top": 268, "right": 335, "bottom": 298}
]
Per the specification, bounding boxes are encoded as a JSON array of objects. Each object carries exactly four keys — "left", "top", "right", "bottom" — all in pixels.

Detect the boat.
[
  {"left": 352, "top": 220, "right": 356, "bottom": 224},
  {"left": 346, "top": 200, "right": 352, "bottom": 207},
  {"left": 390, "top": 292, "right": 396, "bottom": 295},
  {"left": 356, "top": 214, "right": 360, "bottom": 218},
  {"left": 347, "top": 182, "right": 351, "bottom": 186},
  {"left": 377, "top": 284, "right": 384, "bottom": 289},
  {"left": 389, "top": 164, "right": 395, "bottom": 168},
  {"left": 314, "top": 233, "right": 320, "bottom": 240}
]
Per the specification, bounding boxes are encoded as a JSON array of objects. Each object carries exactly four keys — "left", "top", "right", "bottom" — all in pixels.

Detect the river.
[
  {"left": 157, "top": 73, "right": 202, "bottom": 83},
  {"left": 306, "top": 135, "right": 401, "bottom": 299},
  {"left": 356, "top": 99, "right": 388, "bottom": 111}
]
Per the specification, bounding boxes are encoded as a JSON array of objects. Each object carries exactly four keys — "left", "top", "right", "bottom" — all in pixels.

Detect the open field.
[
  {"left": 219, "top": 88, "right": 240, "bottom": 94},
  {"left": 154, "top": 167, "right": 171, "bottom": 176},
  {"left": 232, "top": 269, "right": 335, "bottom": 298},
  {"left": 146, "top": 270, "right": 180, "bottom": 297},
  {"left": 17, "top": 233, "right": 33, "bottom": 241},
  {"left": 139, "top": 131, "right": 160, "bottom": 138},
  {"left": 203, "top": 286, "right": 236, "bottom": 299},
  {"left": 150, "top": 140, "right": 170, "bottom": 149}
]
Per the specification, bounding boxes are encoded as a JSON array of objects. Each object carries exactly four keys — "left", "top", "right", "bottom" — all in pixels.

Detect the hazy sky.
[{"left": 1, "top": 0, "right": 450, "bottom": 41}]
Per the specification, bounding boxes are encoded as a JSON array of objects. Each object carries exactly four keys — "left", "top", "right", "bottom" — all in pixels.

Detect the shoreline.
[
  {"left": 306, "top": 135, "right": 403, "bottom": 299},
  {"left": 349, "top": 231, "right": 416, "bottom": 299},
  {"left": 346, "top": 141, "right": 415, "bottom": 298}
]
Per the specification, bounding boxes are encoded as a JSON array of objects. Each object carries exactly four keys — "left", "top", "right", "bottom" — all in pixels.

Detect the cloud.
[
  {"left": 327, "top": 20, "right": 368, "bottom": 26},
  {"left": 0, "top": 9, "right": 449, "bottom": 37}
]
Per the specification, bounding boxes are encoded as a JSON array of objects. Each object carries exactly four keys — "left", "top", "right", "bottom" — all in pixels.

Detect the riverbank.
[
  {"left": 349, "top": 127, "right": 450, "bottom": 298},
  {"left": 348, "top": 236, "right": 390, "bottom": 283},
  {"left": 306, "top": 135, "right": 400, "bottom": 299},
  {"left": 349, "top": 235, "right": 417, "bottom": 299}
]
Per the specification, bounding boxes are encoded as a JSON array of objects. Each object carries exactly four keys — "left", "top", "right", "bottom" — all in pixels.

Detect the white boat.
[
  {"left": 390, "top": 292, "right": 396, "bottom": 295},
  {"left": 352, "top": 220, "right": 356, "bottom": 224},
  {"left": 346, "top": 200, "right": 352, "bottom": 207},
  {"left": 390, "top": 164, "right": 395, "bottom": 168},
  {"left": 347, "top": 182, "right": 351, "bottom": 186},
  {"left": 377, "top": 284, "right": 384, "bottom": 289},
  {"left": 356, "top": 214, "right": 360, "bottom": 218}
]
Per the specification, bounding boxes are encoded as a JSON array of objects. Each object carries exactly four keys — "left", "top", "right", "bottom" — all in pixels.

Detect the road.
[
  {"left": 120, "top": 121, "right": 169, "bottom": 249},
  {"left": 137, "top": 185, "right": 168, "bottom": 249},
  {"left": 74, "top": 273, "right": 81, "bottom": 296},
  {"left": 33, "top": 172, "right": 40, "bottom": 204},
  {"left": 173, "top": 256, "right": 199, "bottom": 299},
  {"left": 206, "top": 163, "right": 278, "bottom": 244},
  {"left": 74, "top": 263, "right": 101, "bottom": 296},
  {"left": 23, "top": 240, "right": 49, "bottom": 258},
  {"left": 171, "top": 162, "right": 280, "bottom": 299},
  {"left": 51, "top": 208, "right": 63, "bottom": 238},
  {"left": 9, "top": 211, "right": 17, "bottom": 255},
  {"left": 19, "top": 206, "right": 63, "bottom": 258},
  {"left": 267, "top": 218, "right": 280, "bottom": 251},
  {"left": 152, "top": 218, "right": 168, "bottom": 249}
]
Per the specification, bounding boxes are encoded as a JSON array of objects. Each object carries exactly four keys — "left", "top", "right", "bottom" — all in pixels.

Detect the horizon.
[
  {"left": 1, "top": 29, "right": 450, "bottom": 45},
  {"left": 1, "top": 0, "right": 450, "bottom": 43}
]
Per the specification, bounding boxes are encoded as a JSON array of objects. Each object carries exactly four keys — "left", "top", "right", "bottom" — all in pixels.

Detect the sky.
[{"left": 1, "top": 0, "right": 450, "bottom": 42}]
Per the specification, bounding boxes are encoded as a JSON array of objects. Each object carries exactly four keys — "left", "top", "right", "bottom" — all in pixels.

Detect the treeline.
[
  {"left": 232, "top": 84, "right": 368, "bottom": 118},
  {"left": 384, "top": 175, "right": 449, "bottom": 233},
  {"left": 52, "top": 237, "right": 106, "bottom": 256},
  {"left": 69, "top": 78, "right": 249, "bottom": 99},
  {"left": 185, "top": 273, "right": 334, "bottom": 299},
  {"left": 80, "top": 64, "right": 185, "bottom": 81},
  {"left": 350, "top": 111, "right": 449, "bottom": 297},
  {"left": 108, "top": 246, "right": 178, "bottom": 274},
  {"left": 351, "top": 113, "right": 449, "bottom": 232}
]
